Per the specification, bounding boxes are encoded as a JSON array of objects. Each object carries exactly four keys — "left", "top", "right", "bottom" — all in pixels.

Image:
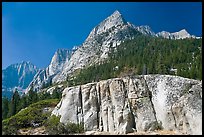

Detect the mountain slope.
[
  {"left": 27, "top": 10, "right": 200, "bottom": 92},
  {"left": 50, "top": 10, "right": 201, "bottom": 83},
  {"left": 66, "top": 35, "right": 202, "bottom": 87},
  {"left": 26, "top": 49, "right": 73, "bottom": 92},
  {"left": 2, "top": 61, "right": 39, "bottom": 98},
  {"left": 26, "top": 10, "right": 143, "bottom": 91},
  {"left": 53, "top": 10, "right": 141, "bottom": 83}
]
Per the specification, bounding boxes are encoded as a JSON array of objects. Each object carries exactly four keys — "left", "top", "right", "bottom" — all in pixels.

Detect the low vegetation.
[
  {"left": 2, "top": 99, "right": 59, "bottom": 135},
  {"left": 2, "top": 86, "right": 62, "bottom": 120},
  {"left": 44, "top": 115, "right": 84, "bottom": 135},
  {"left": 2, "top": 98, "right": 84, "bottom": 135}
]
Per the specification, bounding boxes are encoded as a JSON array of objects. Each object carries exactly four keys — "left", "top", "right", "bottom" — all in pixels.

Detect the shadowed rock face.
[
  {"left": 52, "top": 75, "right": 202, "bottom": 135},
  {"left": 2, "top": 61, "right": 39, "bottom": 98}
]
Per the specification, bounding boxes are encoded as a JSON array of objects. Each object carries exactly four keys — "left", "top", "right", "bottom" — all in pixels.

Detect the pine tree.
[
  {"left": 28, "top": 90, "right": 38, "bottom": 105},
  {"left": 28, "top": 84, "right": 38, "bottom": 105},
  {"left": 20, "top": 93, "right": 28, "bottom": 109},
  {"left": 2, "top": 97, "right": 9, "bottom": 119},
  {"left": 8, "top": 89, "right": 20, "bottom": 117},
  {"left": 52, "top": 89, "right": 61, "bottom": 99}
]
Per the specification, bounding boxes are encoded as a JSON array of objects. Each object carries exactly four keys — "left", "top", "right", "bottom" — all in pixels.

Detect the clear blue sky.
[{"left": 2, "top": 2, "right": 202, "bottom": 69}]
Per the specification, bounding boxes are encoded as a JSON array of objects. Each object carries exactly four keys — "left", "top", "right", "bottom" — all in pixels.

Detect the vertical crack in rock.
[
  {"left": 75, "top": 87, "right": 79, "bottom": 124},
  {"left": 122, "top": 79, "right": 136, "bottom": 132},
  {"left": 97, "top": 83, "right": 103, "bottom": 131},
  {"left": 127, "top": 77, "right": 138, "bottom": 131},
  {"left": 128, "top": 98, "right": 136, "bottom": 129},
  {"left": 108, "top": 83, "right": 115, "bottom": 132},
  {"left": 106, "top": 84, "right": 111, "bottom": 132},
  {"left": 170, "top": 105, "right": 177, "bottom": 128},
  {"left": 100, "top": 80, "right": 111, "bottom": 132},
  {"left": 122, "top": 79, "right": 128, "bottom": 98},
  {"left": 95, "top": 84, "right": 100, "bottom": 129},
  {"left": 143, "top": 76, "right": 159, "bottom": 125},
  {"left": 78, "top": 85, "right": 83, "bottom": 124}
]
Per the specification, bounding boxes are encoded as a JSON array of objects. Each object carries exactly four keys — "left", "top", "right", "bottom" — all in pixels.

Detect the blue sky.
[{"left": 2, "top": 2, "right": 202, "bottom": 69}]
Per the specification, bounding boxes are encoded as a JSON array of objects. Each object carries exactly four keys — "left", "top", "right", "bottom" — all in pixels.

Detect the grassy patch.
[{"left": 2, "top": 99, "right": 59, "bottom": 135}]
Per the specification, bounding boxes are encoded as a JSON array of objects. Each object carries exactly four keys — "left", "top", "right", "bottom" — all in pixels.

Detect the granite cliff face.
[{"left": 52, "top": 75, "right": 202, "bottom": 135}]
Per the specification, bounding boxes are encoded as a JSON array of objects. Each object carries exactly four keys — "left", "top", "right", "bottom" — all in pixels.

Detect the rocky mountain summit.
[
  {"left": 52, "top": 75, "right": 202, "bottom": 135},
  {"left": 26, "top": 10, "right": 139, "bottom": 91},
  {"left": 86, "top": 10, "right": 127, "bottom": 39},
  {"left": 52, "top": 10, "right": 142, "bottom": 83},
  {"left": 2, "top": 61, "right": 39, "bottom": 98},
  {"left": 25, "top": 10, "right": 199, "bottom": 92}
]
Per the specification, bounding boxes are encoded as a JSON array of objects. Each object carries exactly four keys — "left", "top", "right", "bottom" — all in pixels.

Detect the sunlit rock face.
[
  {"left": 26, "top": 49, "right": 72, "bottom": 92},
  {"left": 156, "top": 29, "right": 196, "bottom": 39},
  {"left": 52, "top": 75, "right": 202, "bottom": 135}
]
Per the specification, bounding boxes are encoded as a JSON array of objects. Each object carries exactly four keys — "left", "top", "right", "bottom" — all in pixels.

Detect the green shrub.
[
  {"left": 44, "top": 115, "right": 84, "bottom": 135},
  {"left": 65, "top": 122, "right": 84, "bottom": 134},
  {"left": 2, "top": 99, "right": 60, "bottom": 135},
  {"left": 2, "top": 125, "right": 18, "bottom": 135},
  {"left": 44, "top": 115, "right": 62, "bottom": 135}
]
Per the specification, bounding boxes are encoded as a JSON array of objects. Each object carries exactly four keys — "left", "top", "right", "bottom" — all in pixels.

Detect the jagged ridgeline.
[
  {"left": 25, "top": 10, "right": 201, "bottom": 92},
  {"left": 2, "top": 61, "right": 39, "bottom": 99},
  {"left": 68, "top": 35, "right": 202, "bottom": 86}
]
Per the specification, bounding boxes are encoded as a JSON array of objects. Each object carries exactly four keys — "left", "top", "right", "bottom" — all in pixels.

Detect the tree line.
[
  {"left": 68, "top": 35, "right": 202, "bottom": 86},
  {"left": 2, "top": 87, "right": 62, "bottom": 120}
]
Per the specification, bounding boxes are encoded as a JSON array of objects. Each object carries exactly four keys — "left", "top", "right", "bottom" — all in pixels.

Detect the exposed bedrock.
[{"left": 52, "top": 75, "right": 202, "bottom": 135}]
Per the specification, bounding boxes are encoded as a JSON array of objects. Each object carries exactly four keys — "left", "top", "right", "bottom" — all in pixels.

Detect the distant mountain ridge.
[
  {"left": 156, "top": 29, "right": 199, "bottom": 39},
  {"left": 2, "top": 61, "right": 39, "bottom": 99}
]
